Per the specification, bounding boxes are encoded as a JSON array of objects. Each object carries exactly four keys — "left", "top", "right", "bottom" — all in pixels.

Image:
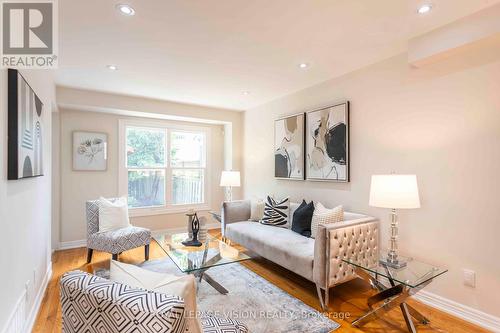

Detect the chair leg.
[
  {"left": 86, "top": 248, "right": 93, "bottom": 263},
  {"left": 316, "top": 284, "right": 326, "bottom": 311},
  {"left": 112, "top": 253, "right": 118, "bottom": 261},
  {"left": 145, "top": 244, "right": 150, "bottom": 261}
]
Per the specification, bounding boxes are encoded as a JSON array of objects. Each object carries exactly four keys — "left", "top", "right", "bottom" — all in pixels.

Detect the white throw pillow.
[
  {"left": 98, "top": 197, "right": 131, "bottom": 233},
  {"left": 310, "top": 202, "right": 344, "bottom": 238},
  {"left": 250, "top": 199, "right": 265, "bottom": 221},
  {"left": 110, "top": 260, "right": 202, "bottom": 333}
]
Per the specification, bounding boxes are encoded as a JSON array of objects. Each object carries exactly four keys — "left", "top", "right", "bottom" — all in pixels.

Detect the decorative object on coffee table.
[
  {"left": 343, "top": 254, "right": 447, "bottom": 333},
  {"left": 182, "top": 211, "right": 202, "bottom": 247},
  {"left": 369, "top": 174, "right": 420, "bottom": 268},
  {"left": 220, "top": 170, "right": 240, "bottom": 201}
]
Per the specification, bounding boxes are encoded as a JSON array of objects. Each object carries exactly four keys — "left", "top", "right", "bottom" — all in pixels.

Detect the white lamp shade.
[
  {"left": 369, "top": 175, "right": 420, "bottom": 209},
  {"left": 220, "top": 171, "right": 240, "bottom": 187}
]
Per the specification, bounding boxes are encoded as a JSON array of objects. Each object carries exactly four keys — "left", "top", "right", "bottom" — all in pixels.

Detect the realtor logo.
[{"left": 1, "top": 0, "right": 58, "bottom": 68}]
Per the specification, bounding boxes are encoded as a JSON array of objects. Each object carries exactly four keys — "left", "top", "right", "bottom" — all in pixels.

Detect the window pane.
[
  {"left": 172, "top": 169, "right": 204, "bottom": 204},
  {"left": 127, "top": 127, "right": 166, "bottom": 167},
  {"left": 170, "top": 132, "right": 205, "bottom": 167},
  {"left": 128, "top": 170, "right": 165, "bottom": 208}
]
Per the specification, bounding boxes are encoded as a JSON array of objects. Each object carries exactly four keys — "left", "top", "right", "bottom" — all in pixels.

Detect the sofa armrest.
[
  {"left": 221, "top": 200, "right": 251, "bottom": 236},
  {"left": 313, "top": 218, "right": 379, "bottom": 288},
  {"left": 60, "top": 270, "right": 186, "bottom": 333}
]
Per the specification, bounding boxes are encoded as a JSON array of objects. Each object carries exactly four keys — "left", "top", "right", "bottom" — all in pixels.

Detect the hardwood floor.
[{"left": 34, "top": 231, "right": 487, "bottom": 333}]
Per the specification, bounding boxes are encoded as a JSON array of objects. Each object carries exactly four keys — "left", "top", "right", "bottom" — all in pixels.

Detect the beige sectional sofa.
[{"left": 221, "top": 200, "right": 380, "bottom": 310}]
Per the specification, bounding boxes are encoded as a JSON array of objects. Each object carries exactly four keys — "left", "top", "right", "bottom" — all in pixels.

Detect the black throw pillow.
[{"left": 291, "top": 200, "right": 314, "bottom": 237}]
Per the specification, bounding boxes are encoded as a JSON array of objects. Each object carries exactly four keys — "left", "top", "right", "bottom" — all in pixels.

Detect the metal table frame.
[{"left": 350, "top": 264, "right": 432, "bottom": 333}]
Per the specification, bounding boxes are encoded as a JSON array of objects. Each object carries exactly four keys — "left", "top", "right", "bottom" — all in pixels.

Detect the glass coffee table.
[
  {"left": 343, "top": 254, "right": 447, "bottom": 333},
  {"left": 153, "top": 232, "right": 254, "bottom": 295}
]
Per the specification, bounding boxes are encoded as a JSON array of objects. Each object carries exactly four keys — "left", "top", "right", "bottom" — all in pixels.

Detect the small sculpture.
[{"left": 182, "top": 211, "right": 202, "bottom": 247}]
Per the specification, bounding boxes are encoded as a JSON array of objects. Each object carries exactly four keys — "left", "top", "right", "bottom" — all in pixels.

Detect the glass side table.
[{"left": 343, "top": 254, "right": 447, "bottom": 333}]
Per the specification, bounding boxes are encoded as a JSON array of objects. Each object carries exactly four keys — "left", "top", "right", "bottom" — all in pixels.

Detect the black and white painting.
[
  {"left": 8, "top": 69, "right": 44, "bottom": 180},
  {"left": 73, "top": 132, "right": 108, "bottom": 171},
  {"left": 306, "top": 102, "right": 349, "bottom": 182},
  {"left": 274, "top": 113, "right": 304, "bottom": 179}
]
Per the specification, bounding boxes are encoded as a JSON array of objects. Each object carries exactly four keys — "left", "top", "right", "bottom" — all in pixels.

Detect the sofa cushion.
[
  {"left": 260, "top": 196, "right": 290, "bottom": 227},
  {"left": 291, "top": 200, "right": 314, "bottom": 237},
  {"left": 250, "top": 199, "right": 265, "bottom": 221},
  {"left": 310, "top": 203, "right": 344, "bottom": 238},
  {"left": 226, "top": 221, "right": 315, "bottom": 280}
]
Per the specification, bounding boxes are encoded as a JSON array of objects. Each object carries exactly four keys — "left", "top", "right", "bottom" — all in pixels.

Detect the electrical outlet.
[{"left": 463, "top": 269, "right": 476, "bottom": 288}]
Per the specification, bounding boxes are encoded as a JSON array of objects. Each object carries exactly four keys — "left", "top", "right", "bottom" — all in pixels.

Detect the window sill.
[{"left": 129, "top": 204, "right": 211, "bottom": 217}]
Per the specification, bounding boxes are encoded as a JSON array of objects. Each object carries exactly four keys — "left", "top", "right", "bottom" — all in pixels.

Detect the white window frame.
[{"left": 119, "top": 119, "right": 212, "bottom": 217}]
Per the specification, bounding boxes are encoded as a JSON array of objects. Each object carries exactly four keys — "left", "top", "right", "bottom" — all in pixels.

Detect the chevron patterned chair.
[
  {"left": 86, "top": 198, "right": 151, "bottom": 263},
  {"left": 60, "top": 271, "right": 249, "bottom": 333}
]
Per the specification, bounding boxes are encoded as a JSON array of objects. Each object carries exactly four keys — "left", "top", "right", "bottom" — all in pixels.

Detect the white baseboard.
[
  {"left": 58, "top": 238, "right": 87, "bottom": 250},
  {"left": 24, "top": 264, "right": 52, "bottom": 333},
  {"left": 413, "top": 290, "right": 500, "bottom": 332},
  {"left": 57, "top": 224, "right": 221, "bottom": 250},
  {"left": 1, "top": 263, "right": 52, "bottom": 333}
]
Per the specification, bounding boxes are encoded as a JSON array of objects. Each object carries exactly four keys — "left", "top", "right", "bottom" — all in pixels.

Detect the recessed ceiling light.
[
  {"left": 417, "top": 4, "right": 432, "bottom": 14},
  {"left": 107, "top": 65, "right": 118, "bottom": 71},
  {"left": 242, "top": 91, "right": 250, "bottom": 95},
  {"left": 116, "top": 4, "right": 135, "bottom": 16},
  {"left": 299, "top": 63, "right": 309, "bottom": 69}
]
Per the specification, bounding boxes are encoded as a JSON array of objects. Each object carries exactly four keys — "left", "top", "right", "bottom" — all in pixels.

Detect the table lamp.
[
  {"left": 369, "top": 174, "right": 420, "bottom": 268},
  {"left": 220, "top": 171, "right": 240, "bottom": 202}
]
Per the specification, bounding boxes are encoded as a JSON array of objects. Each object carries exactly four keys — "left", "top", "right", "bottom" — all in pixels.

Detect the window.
[{"left": 119, "top": 120, "right": 210, "bottom": 216}]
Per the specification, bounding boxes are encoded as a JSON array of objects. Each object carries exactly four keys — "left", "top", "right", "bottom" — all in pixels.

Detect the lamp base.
[{"left": 379, "top": 257, "right": 407, "bottom": 269}]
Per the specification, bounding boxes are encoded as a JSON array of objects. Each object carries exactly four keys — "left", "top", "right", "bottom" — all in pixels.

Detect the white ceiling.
[{"left": 56, "top": 0, "right": 499, "bottom": 111}]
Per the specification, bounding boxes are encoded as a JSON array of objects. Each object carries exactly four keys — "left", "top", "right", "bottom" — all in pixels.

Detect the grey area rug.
[{"left": 140, "top": 258, "right": 340, "bottom": 333}]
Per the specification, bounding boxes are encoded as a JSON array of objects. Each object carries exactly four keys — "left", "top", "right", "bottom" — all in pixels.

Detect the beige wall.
[
  {"left": 244, "top": 53, "right": 500, "bottom": 317},
  {"left": 58, "top": 109, "right": 230, "bottom": 244},
  {"left": 0, "top": 69, "right": 55, "bottom": 330}
]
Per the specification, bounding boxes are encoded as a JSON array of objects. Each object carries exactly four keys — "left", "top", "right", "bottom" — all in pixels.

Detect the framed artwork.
[
  {"left": 8, "top": 69, "right": 44, "bottom": 180},
  {"left": 73, "top": 131, "right": 108, "bottom": 171},
  {"left": 306, "top": 102, "right": 349, "bottom": 182},
  {"left": 274, "top": 113, "right": 305, "bottom": 180}
]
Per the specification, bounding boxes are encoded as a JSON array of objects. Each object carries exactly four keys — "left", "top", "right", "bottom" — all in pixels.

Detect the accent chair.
[{"left": 86, "top": 198, "right": 151, "bottom": 262}]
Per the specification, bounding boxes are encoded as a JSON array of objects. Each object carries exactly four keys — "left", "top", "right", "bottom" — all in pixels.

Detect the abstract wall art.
[
  {"left": 8, "top": 69, "right": 44, "bottom": 180},
  {"left": 73, "top": 131, "right": 108, "bottom": 171},
  {"left": 306, "top": 102, "right": 349, "bottom": 182},
  {"left": 274, "top": 113, "right": 305, "bottom": 179}
]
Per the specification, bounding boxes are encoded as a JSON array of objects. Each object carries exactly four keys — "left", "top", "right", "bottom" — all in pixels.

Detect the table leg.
[
  {"left": 351, "top": 265, "right": 432, "bottom": 332},
  {"left": 192, "top": 268, "right": 229, "bottom": 295},
  {"left": 202, "top": 273, "right": 229, "bottom": 295},
  {"left": 401, "top": 303, "right": 417, "bottom": 333},
  {"left": 406, "top": 303, "right": 430, "bottom": 325}
]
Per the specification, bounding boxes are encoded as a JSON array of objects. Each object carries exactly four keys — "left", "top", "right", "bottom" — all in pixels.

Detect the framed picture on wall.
[
  {"left": 73, "top": 131, "right": 108, "bottom": 171},
  {"left": 306, "top": 102, "right": 349, "bottom": 182},
  {"left": 274, "top": 113, "right": 305, "bottom": 180},
  {"left": 8, "top": 69, "right": 45, "bottom": 180}
]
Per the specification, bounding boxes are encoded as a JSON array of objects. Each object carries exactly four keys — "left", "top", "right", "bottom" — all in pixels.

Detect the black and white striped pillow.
[{"left": 260, "top": 196, "right": 289, "bottom": 227}]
